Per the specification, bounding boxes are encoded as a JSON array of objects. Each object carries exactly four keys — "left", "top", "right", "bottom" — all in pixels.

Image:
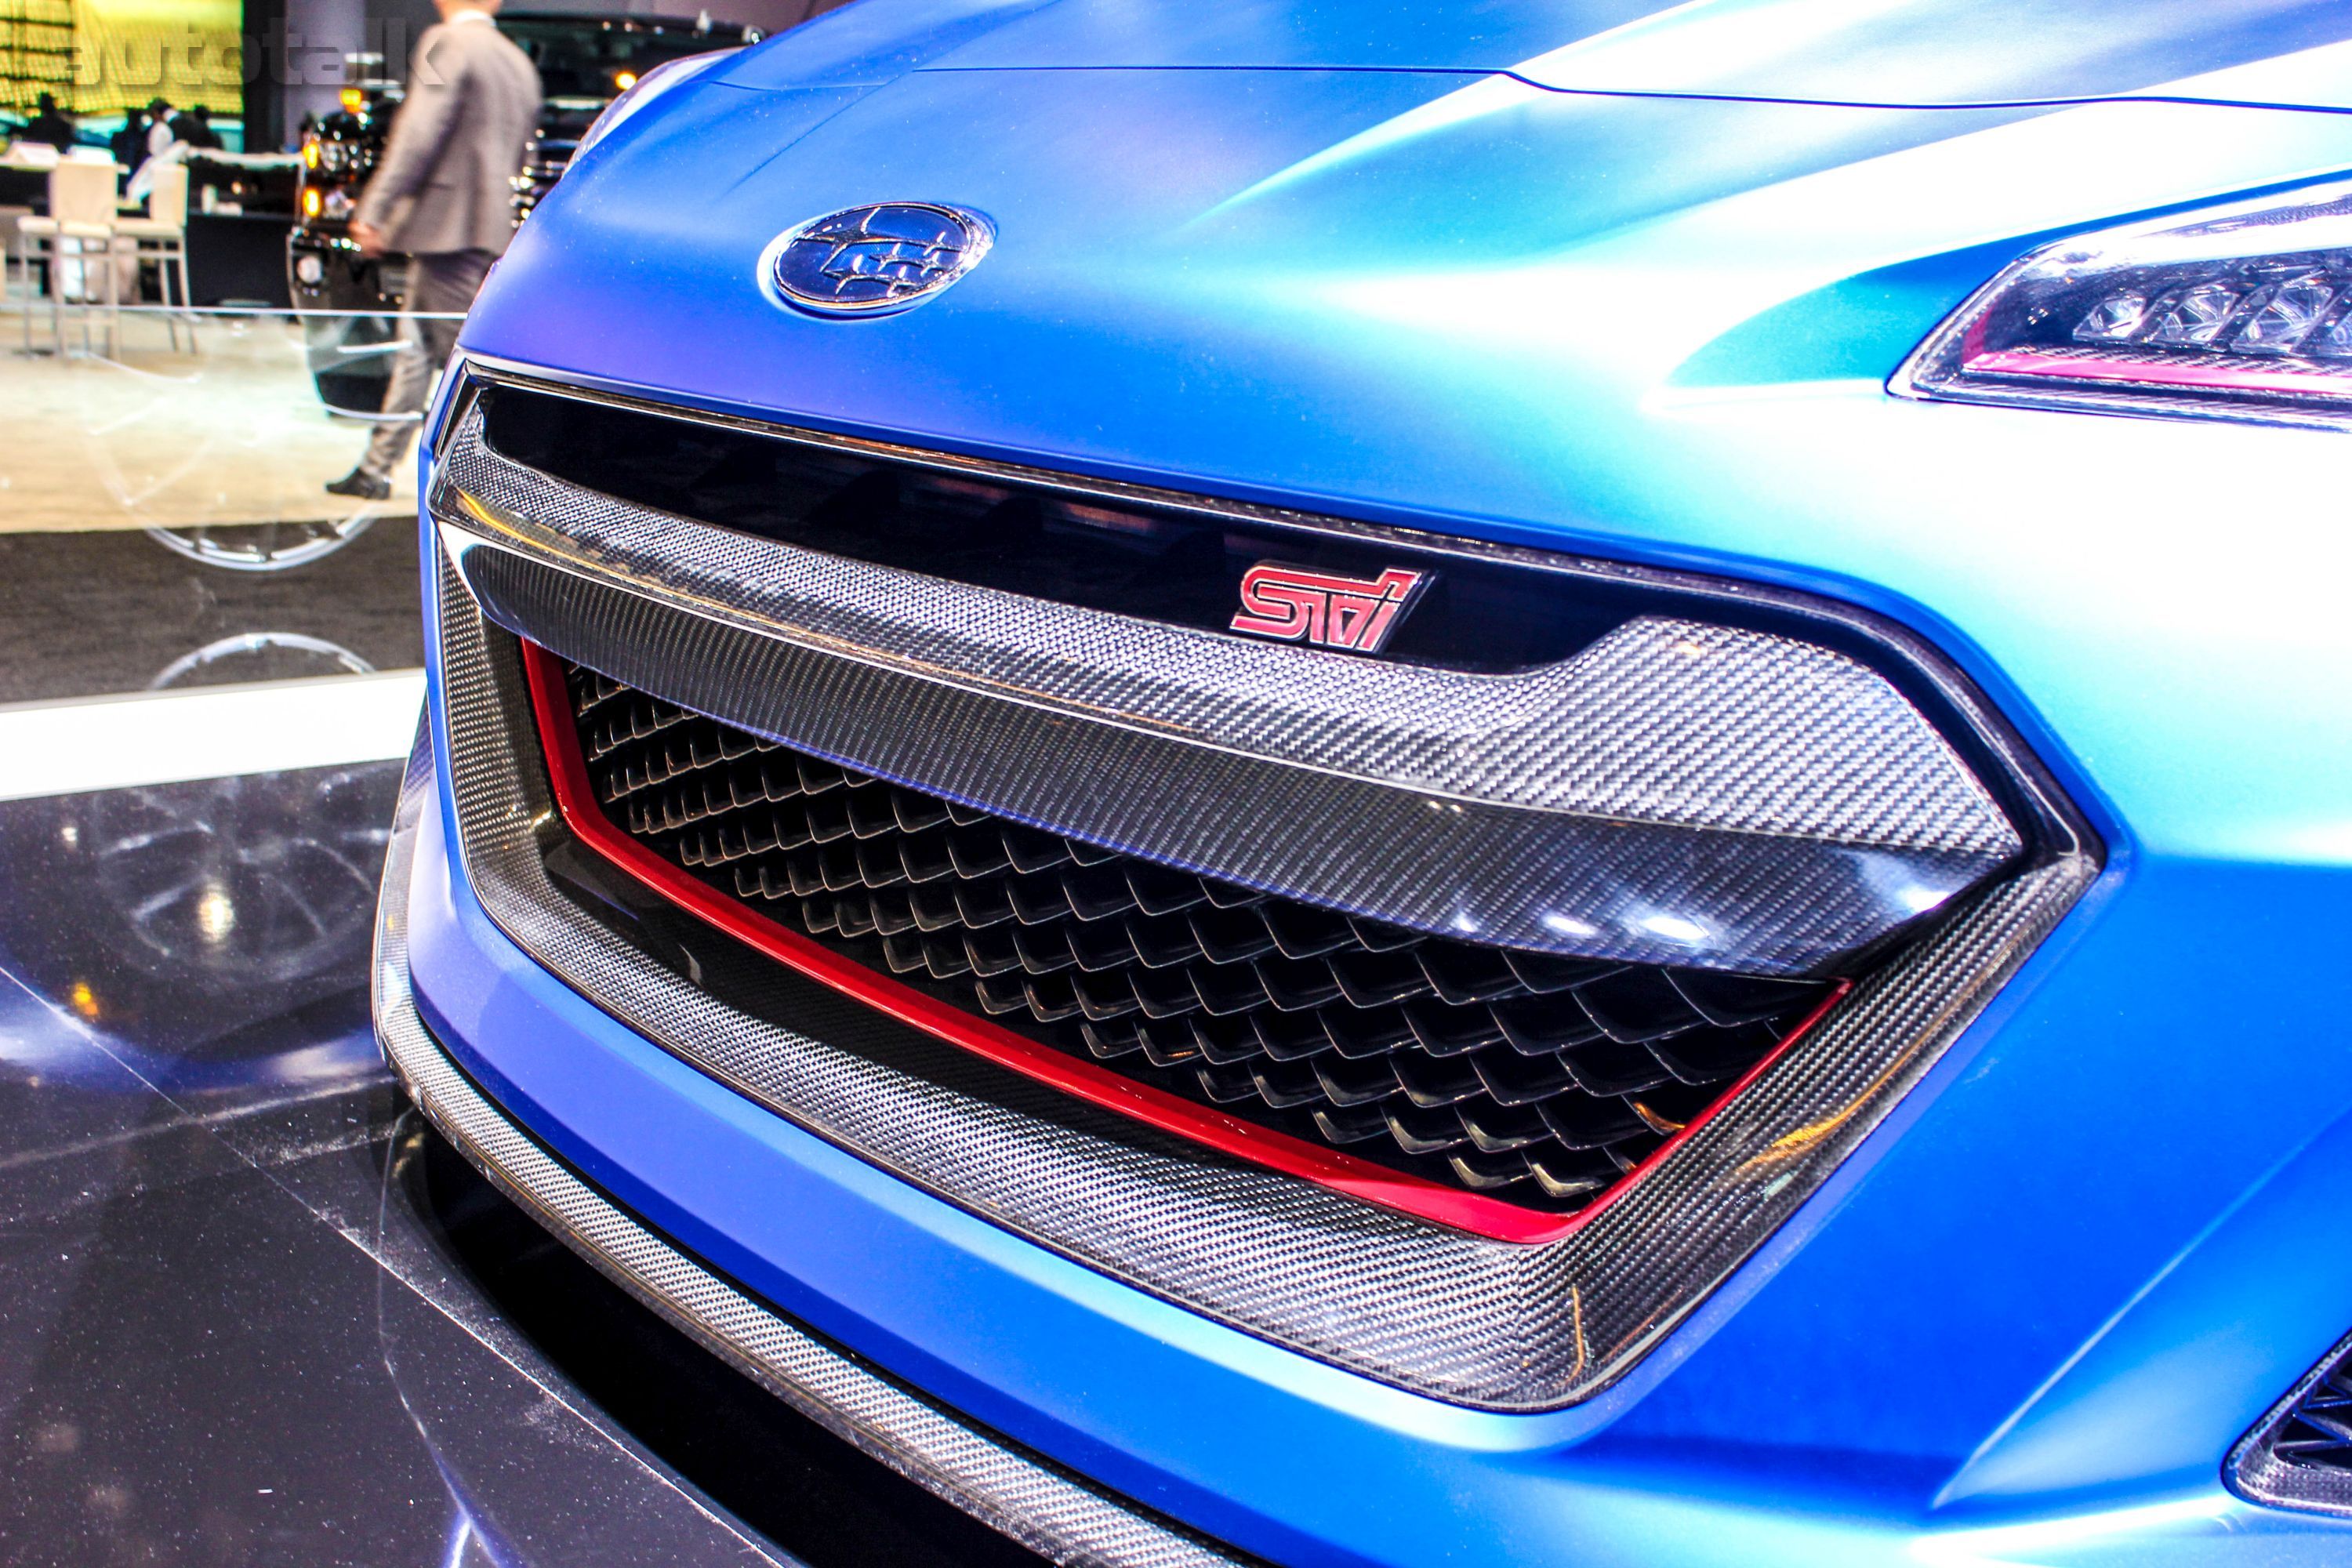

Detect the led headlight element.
[{"left": 1894, "top": 181, "right": 2352, "bottom": 427}]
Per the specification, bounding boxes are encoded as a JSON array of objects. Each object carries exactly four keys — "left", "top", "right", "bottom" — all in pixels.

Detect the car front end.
[{"left": 377, "top": 4, "right": 2352, "bottom": 1563}]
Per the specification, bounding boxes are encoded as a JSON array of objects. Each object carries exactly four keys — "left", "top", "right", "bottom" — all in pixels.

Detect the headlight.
[
  {"left": 572, "top": 47, "right": 740, "bottom": 163},
  {"left": 1893, "top": 180, "right": 2352, "bottom": 429}
]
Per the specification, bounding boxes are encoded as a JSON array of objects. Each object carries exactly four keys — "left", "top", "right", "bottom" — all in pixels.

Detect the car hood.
[
  {"left": 463, "top": 53, "right": 2352, "bottom": 880},
  {"left": 714, "top": 0, "right": 2352, "bottom": 112},
  {"left": 475, "top": 56, "right": 2352, "bottom": 490}
]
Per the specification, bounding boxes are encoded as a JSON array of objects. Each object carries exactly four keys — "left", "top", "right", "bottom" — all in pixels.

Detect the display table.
[{"left": 0, "top": 148, "right": 117, "bottom": 210}]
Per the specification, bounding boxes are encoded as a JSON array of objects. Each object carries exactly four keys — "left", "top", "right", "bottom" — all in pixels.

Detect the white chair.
[
  {"left": 0, "top": 205, "right": 31, "bottom": 299},
  {"left": 116, "top": 161, "right": 192, "bottom": 350},
  {"left": 16, "top": 158, "right": 130, "bottom": 357}
]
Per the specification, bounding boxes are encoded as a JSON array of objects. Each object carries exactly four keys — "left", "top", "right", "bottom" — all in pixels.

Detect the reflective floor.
[
  {"left": 0, "top": 519, "right": 423, "bottom": 705},
  {"left": 0, "top": 315, "right": 1047, "bottom": 1565}
]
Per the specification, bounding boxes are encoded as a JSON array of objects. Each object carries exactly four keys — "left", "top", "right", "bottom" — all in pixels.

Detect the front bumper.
[{"left": 394, "top": 510, "right": 2352, "bottom": 1566}]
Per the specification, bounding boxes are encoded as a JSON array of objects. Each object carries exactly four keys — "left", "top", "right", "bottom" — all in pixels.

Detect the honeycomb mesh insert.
[{"left": 560, "top": 662, "right": 1836, "bottom": 1214}]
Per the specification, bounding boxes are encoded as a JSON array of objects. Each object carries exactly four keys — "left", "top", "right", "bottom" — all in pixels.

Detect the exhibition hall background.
[
  {"left": 0, "top": 0, "right": 830, "bottom": 149},
  {"left": 0, "top": 1, "right": 986, "bottom": 1560}
]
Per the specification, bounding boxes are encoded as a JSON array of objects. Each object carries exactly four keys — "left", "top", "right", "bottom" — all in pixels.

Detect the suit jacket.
[
  {"left": 168, "top": 114, "right": 220, "bottom": 151},
  {"left": 357, "top": 16, "right": 542, "bottom": 258}
]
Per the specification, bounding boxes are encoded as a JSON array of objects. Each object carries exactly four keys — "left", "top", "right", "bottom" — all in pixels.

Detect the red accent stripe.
[
  {"left": 518, "top": 641, "right": 1847, "bottom": 1245},
  {"left": 1965, "top": 347, "right": 2352, "bottom": 397}
]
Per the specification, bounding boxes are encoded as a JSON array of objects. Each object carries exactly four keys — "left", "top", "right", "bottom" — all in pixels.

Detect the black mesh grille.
[{"left": 558, "top": 662, "right": 1839, "bottom": 1215}]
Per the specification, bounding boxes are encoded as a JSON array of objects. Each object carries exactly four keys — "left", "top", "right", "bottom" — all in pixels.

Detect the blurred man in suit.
[
  {"left": 328, "top": 0, "right": 540, "bottom": 500},
  {"left": 168, "top": 105, "right": 220, "bottom": 151},
  {"left": 107, "top": 114, "right": 143, "bottom": 174}
]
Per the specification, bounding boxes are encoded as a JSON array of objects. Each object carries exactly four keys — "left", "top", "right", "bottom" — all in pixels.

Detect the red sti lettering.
[{"left": 1229, "top": 563, "right": 1431, "bottom": 654}]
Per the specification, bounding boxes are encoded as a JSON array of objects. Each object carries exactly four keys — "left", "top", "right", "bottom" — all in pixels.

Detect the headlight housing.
[
  {"left": 572, "top": 48, "right": 740, "bottom": 164},
  {"left": 1893, "top": 180, "right": 2352, "bottom": 429}
]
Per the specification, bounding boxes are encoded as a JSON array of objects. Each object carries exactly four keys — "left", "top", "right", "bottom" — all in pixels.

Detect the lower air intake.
[
  {"left": 548, "top": 658, "right": 1840, "bottom": 1221},
  {"left": 2233, "top": 1330, "right": 2352, "bottom": 1518},
  {"left": 2272, "top": 1369, "right": 2352, "bottom": 1470}
]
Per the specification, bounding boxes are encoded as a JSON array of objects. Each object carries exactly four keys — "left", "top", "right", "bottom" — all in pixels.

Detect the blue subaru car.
[{"left": 376, "top": 2, "right": 2352, "bottom": 1562}]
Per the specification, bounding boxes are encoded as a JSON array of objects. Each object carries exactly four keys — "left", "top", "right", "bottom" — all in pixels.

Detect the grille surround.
[
  {"left": 536, "top": 647, "right": 1849, "bottom": 1237},
  {"left": 420, "top": 360, "right": 2100, "bottom": 1408}
]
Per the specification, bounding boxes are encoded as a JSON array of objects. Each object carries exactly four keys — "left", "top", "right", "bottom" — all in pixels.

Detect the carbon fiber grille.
[
  {"left": 432, "top": 514, "right": 2100, "bottom": 1408},
  {"left": 559, "top": 662, "right": 1836, "bottom": 1215}
]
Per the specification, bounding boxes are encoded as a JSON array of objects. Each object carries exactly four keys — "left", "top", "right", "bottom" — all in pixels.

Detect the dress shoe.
[{"left": 325, "top": 468, "right": 392, "bottom": 501}]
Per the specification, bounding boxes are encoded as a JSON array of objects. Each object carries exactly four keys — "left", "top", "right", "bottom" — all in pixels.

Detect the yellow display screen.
[{"left": 59, "top": 0, "right": 242, "bottom": 117}]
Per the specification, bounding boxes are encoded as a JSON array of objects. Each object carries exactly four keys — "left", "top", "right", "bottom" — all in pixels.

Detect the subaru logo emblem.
[{"left": 766, "top": 202, "right": 994, "bottom": 318}]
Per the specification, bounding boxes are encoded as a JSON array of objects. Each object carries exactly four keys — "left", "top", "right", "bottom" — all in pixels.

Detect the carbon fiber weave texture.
[
  {"left": 434, "top": 401, "right": 2019, "bottom": 975},
  {"left": 445, "top": 524, "right": 2003, "bottom": 976}
]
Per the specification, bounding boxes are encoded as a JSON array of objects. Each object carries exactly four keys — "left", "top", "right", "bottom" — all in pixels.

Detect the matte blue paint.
[{"left": 416, "top": 5, "right": 2352, "bottom": 1559}]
